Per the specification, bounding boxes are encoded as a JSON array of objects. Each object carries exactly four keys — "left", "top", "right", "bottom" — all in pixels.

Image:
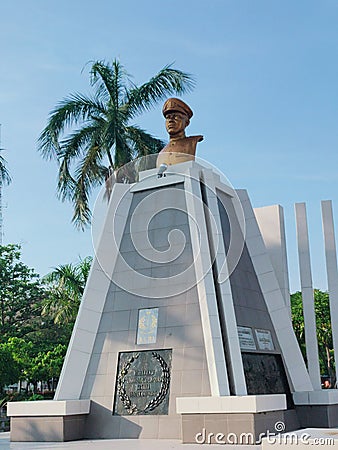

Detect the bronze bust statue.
[{"left": 156, "top": 98, "right": 203, "bottom": 167}]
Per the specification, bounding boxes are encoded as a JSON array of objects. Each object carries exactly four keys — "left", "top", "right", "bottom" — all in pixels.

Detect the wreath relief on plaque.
[{"left": 113, "top": 349, "right": 172, "bottom": 415}]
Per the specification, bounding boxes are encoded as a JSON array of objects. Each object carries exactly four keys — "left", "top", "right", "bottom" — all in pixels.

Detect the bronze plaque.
[
  {"left": 113, "top": 349, "right": 172, "bottom": 415},
  {"left": 242, "top": 352, "right": 293, "bottom": 407}
]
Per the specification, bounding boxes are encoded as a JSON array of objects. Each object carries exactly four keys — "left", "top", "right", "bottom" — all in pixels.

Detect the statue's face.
[{"left": 165, "top": 112, "right": 189, "bottom": 136}]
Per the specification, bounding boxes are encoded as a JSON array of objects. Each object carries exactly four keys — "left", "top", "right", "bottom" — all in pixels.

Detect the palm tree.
[
  {"left": 38, "top": 59, "right": 194, "bottom": 229},
  {"left": 42, "top": 256, "right": 92, "bottom": 325}
]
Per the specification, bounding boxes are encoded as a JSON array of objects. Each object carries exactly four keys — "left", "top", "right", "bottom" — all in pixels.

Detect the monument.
[{"left": 7, "top": 99, "right": 338, "bottom": 443}]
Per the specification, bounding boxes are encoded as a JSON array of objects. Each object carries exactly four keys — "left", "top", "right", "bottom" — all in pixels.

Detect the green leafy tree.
[
  {"left": 1, "top": 338, "right": 37, "bottom": 393},
  {"left": 0, "top": 344, "right": 20, "bottom": 394},
  {"left": 1, "top": 338, "right": 68, "bottom": 395},
  {"left": 291, "top": 289, "right": 334, "bottom": 382},
  {"left": 0, "top": 249, "right": 90, "bottom": 395},
  {"left": 29, "top": 319, "right": 74, "bottom": 350},
  {"left": 42, "top": 256, "right": 92, "bottom": 325},
  {"left": 38, "top": 59, "right": 194, "bottom": 228},
  {"left": 3, "top": 338, "right": 35, "bottom": 379},
  {"left": 31, "top": 344, "right": 67, "bottom": 392},
  {"left": 0, "top": 244, "right": 46, "bottom": 342}
]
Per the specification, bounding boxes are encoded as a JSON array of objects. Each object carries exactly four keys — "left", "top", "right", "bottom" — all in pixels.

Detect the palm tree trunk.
[{"left": 106, "top": 149, "right": 114, "bottom": 168}]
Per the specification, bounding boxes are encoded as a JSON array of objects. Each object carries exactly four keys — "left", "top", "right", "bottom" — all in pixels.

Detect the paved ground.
[
  {"left": 2, "top": 430, "right": 338, "bottom": 449},
  {"left": 0, "top": 433, "right": 258, "bottom": 449}
]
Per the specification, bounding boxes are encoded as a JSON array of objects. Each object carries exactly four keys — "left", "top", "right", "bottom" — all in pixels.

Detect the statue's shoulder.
[{"left": 186, "top": 135, "right": 204, "bottom": 143}]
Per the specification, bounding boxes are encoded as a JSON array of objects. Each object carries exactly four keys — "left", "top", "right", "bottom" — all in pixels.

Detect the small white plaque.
[
  {"left": 137, "top": 308, "right": 159, "bottom": 344},
  {"left": 255, "top": 329, "right": 275, "bottom": 350},
  {"left": 237, "top": 326, "right": 257, "bottom": 351}
]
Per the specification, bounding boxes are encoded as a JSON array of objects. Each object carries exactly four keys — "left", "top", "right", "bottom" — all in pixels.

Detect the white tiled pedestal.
[
  {"left": 176, "top": 394, "right": 297, "bottom": 444},
  {"left": 7, "top": 400, "right": 90, "bottom": 442},
  {"left": 293, "top": 390, "right": 338, "bottom": 428}
]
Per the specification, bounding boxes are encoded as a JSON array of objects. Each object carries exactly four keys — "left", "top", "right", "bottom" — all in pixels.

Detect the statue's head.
[{"left": 163, "top": 98, "right": 193, "bottom": 137}]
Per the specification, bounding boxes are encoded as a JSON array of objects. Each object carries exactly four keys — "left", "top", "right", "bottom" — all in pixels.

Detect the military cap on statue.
[{"left": 162, "top": 98, "right": 193, "bottom": 119}]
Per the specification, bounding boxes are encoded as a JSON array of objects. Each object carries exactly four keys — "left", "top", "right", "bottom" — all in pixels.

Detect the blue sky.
[{"left": 1, "top": 0, "right": 338, "bottom": 292}]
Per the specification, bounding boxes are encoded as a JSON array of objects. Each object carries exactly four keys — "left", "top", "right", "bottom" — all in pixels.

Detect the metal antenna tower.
[
  {"left": 0, "top": 124, "right": 7, "bottom": 246},
  {"left": 0, "top": 124, "right": 11, "bottom": 246},
  {"left": 0, "top": 124, "right": 3, "bottom": 245}
]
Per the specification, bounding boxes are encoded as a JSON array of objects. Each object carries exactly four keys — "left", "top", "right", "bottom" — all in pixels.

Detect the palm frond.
[
  {"left": 126, "top": 64, "right": 195, "bottom": 118},
  {"left": 127, "top": 125, "right": 165, "bottom": 158},
  {"left": 72, "top": 145, "right": 108, "bottom": 229},
  {"left": 90, "top": 60, "right": 128, "bottom": 107},
  {"left": 44, "top": 264, "right": 82, "bottom": 294},
  {"left": 60, "top": 122, "right": 103, "bottom": 161},
  {"left": 77, "top": 256, "right": 93, "bottom": 281},
  {"left": 114, "top": 130, "right": 133, "bottom": 169},
  {"left": 57, "top": 158, "right": 76, "bottom": 202},
  {"left": 57, "top": 122, "right": 105, "bottom": 201},
  {"left": 38, "top": 94, "right": 106, "bottom": 160},
  {"left": 43, "top": 257, "right": 92, "bottom": 324},
  {"left": 42, "top": 291, "right": 80, "bottom": 325}
]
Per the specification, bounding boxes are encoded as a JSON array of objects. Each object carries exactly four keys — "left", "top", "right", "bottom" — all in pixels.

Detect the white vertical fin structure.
[
  {"left": 184, "top": 167, "right": 231, "bottom": 396},
  {"left": 201, "top": 168, "right": 247, "bottom": 395},
  {"left": 295, "top": 203, "right": 321, "bottom": 390},
  {"left": 237, "top": 190, "right": 313, "bottom": 393},
  {"left": 254, "top": 205, "right": 291, "bottom": 310},
  {"left": 321, "top": 200, "right": 338, "bottom": 383}
]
